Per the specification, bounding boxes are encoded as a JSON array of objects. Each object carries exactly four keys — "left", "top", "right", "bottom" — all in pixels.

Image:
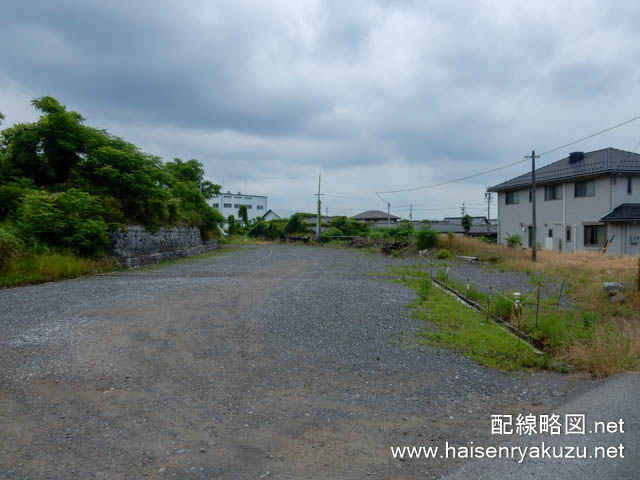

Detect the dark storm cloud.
[{"left": 2, "top": 1, "right": 640, "bottom": 217}]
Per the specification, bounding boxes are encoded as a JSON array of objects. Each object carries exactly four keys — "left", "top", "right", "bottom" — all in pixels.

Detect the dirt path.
[{"left": 0, "top": 245, "right": 588, "bottom": 479}]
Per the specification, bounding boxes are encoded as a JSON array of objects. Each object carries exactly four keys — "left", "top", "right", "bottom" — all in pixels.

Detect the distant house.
[
  {"left": 262, "top": 209, "right": 281, "bottom": 221},
  {"left": 489, "top": 148, "right": 640, "bottom": 255},
  {"left": 351, "top": 210, "right": 400, "bottom": 226}
]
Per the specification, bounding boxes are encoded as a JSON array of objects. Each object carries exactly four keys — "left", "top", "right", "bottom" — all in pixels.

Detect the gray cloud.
[{"left": 2, "top": 0, "right": 640, "bottom": 218}]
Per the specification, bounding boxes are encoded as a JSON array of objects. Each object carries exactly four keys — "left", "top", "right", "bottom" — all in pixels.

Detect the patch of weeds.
[
  {"left": 410, "top": 280, "right": 551, "bottom": 371},
  {"left": 417, "top": 277, "right": 432, "bottom": 300},
  {"left": 436, "top": 249, "right": 451, "bottom": 259},
  {"left": 0, "top": 250, "right": 119, "bottom": 289},
  {"left": 490, "top": 295, "right": 513, "bottom": 320}
]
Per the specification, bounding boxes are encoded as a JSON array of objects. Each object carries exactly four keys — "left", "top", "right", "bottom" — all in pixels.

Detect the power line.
[
  {"left": 375, "top": 113, "right": 640, "bottom": 195},
  {"left": 538, "top": 114, "right": 640, "bottom": 157},
  {"left": 376, "top": 158, "right": 529, "bottom": 194}
]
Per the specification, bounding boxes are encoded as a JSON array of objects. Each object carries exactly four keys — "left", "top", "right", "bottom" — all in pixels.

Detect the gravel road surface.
[{"left": 0, "top": 244, "right": 590, "bottom": 479}]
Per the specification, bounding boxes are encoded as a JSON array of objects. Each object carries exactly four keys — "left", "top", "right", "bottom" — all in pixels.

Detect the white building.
[
  {"left": 210, "top": 191, "right": 268, "bottom": 223},
  {"left": 489, "top": 148, "right": 640, "bottom": 255}
]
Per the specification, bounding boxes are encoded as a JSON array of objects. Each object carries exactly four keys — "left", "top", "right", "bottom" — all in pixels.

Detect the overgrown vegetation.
[
  {"left": 399, "top": 270, "right": 551, "bottom": 371},
  {"left": 417, "top": 235, "right": 640, "bottom": 377},
  {"left": 0, "top": 97, "right": 224, "bottom": 287}
]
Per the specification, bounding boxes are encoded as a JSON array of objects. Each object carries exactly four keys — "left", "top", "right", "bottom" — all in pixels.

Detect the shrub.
[
  {"left": 418, "top": 277, "right": 432, "bottom": 300},
  {"left": 16, "top": 191, "right": 65, "bottom": 245},
  {"left": 505, "top": 233, "right": 522, "bottom": 248},
  {"left": 249, "top": 220, "right": 268, "bottom": 238},
  {"left": 318, "top": 226, "right": 344, "bottom": 243},
  {"left": 285, "top": 212, "right": 309, "bottom": 235},
  {"left": 266, "top": 221, "right": 286, "bottom": 240},
  {"left": 55, "top": 189, "right": 108, "bottom": 254},
  {"left": 368, "top": 228, "right": 392, "bottom": 241},
  {"left": 0, "top": 181, "right": 34, "bottom": 220},
  {"left": 0, "top": 224, "right": 23, "bottom": 271},
  {"left": 328, "top": 216, "right": 369, "bottom": 236},
  {"left": 16, "top": 189, "right": 108, "bottom": 254},
  {"left": 436, "top": 249, "right": 451, "bottom": 259},
  {"left": 415, "top": 226, "right": 438, "bottom": 250},
  {"left": 390, "top": 220, "right": 414, "bottom": 239}
]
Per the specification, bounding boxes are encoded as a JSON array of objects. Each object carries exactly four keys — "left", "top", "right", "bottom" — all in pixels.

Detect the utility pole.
[
  {"left": 316, "top": 175, "right": 322, "bottom": 240},
  {"left": 460, "top": 201, "right": 466, "bottom": 216},
  {"left": 387, "top": 202, "right": 391, "bottom": 227},
  {"left": 484, "top": 190, "right": 492, "bottom": 234},
  {"left": 525, "top": 150, "right": 539, "bottom": 261},
  {"left": 409, "top": 204, "right": 413, "bottom": 221}
]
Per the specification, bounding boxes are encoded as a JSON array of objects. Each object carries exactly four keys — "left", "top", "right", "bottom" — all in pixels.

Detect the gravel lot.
[{"left": 0, "top": 244, "right": 590, "bottom": 479}]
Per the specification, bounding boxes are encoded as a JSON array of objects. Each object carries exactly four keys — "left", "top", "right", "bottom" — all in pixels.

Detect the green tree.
[
  {"left": 461, "top": 214, "right": 473, "bottom": 235},
  {"left": 1, "top": 97, "right": 89, "bottom": 185},
  {"left": 238, "top": 205, "right": 249, "bottom": 227},
  {"left": 227, "top": 215, "right": 237, "bottom": 234},
  {"left": 285, "top": 212, "right": 308, "bottom": 235}
]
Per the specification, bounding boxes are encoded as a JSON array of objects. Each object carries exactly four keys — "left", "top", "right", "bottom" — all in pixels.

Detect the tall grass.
[
  {"left": 440, "top": 234, "right": 640, "bottom": 377},
  {"left": 0, "top": 249, "right": 118, "bottom": 288}
]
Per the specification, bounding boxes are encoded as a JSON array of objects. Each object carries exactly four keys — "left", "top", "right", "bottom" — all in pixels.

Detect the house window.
[
  {"left": 212, "top": 203, "right": 219, "bottom": 208},
  {"left": 223, "top": 203, "right": 232, "bottom": 208},
  {"left": 545, "top": 184, "right": 562, "bottom": 200},
  {"left": 246, "top": 204, "right": 252, "bottom": 209},
  {"left": 628, "top": 177, "right": 633, "bottom": 195},
  {"left": 584, "top": 225, "right": 606, "bottom": 246},
  {"left": 234, "top": 204, "right": 239, "bottom": 208},
  {"left": 224, "top": 195, "right": 232, "bottom": 199},
  {"left": 506, "top": 191, "right": 519, "bottom": 205},
  {"left": 257, "top": 205, "right": 264, "bottom": 210},
  {"left": 575, "top": 180, "right": 595, "bottom": 197},
  {"left": 528, "top": 188, "right": 532, "bottom": 203},
  {"left": 548, "top": 229, "right": 553, "bottom": 238},
  {"left": 566, "top": 227, "right": 571, "bottom": 242}
]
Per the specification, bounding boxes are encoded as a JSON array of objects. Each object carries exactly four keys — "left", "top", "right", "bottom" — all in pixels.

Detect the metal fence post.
[
  {"left": 535, "top": 284, "right": 541, "bottom": 328},
  {"left": 555, "top": 279, "right": 565, "bottom": 310}
]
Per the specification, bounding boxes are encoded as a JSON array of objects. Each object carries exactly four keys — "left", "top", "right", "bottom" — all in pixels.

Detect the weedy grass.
[
  {"left": 422, "top": 235, "right": 640, "bottom": 377},
  {"left": 399, "top": 270, "right": 551, "bottom": 372},
  {"left": 0, "top": 249, "right": 118, "bottom": 288}
]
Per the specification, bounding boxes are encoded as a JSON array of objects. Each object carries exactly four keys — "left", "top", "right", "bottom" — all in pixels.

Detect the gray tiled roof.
[
  {"left": 489, "top": 148, "right": 640, "bottom": 191},
  {"left": 601, "top": 203, "right": 640, "bottom": 222},
  {"left": 351, "top": 210, "right": 401, "bottom": 221}
]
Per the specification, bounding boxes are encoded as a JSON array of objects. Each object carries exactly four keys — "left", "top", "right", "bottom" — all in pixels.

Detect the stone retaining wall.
[{"left": 107, "top": 225, "right": 220, "bottom": 267}]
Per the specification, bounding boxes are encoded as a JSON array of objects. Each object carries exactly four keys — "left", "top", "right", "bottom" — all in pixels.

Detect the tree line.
[{"left": 0, "top": 97, "right": 224, "bottom": 255}]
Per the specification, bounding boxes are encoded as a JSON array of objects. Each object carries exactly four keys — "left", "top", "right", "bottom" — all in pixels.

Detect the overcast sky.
[{"left": 2, "top": 0, "right": 640, "bottom": 219}]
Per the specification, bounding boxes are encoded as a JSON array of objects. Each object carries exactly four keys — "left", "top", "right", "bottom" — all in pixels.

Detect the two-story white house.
[
  {"left": 210, "top": 191, "right": 268, "bottom": 223},
  {"left": 489, "top": 148, "right": 640, "bottom": 255}
]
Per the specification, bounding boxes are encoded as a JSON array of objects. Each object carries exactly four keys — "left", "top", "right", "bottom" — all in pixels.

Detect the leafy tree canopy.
[{"left": 0, "top": 96, "right": 225, "bottom": 252}]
